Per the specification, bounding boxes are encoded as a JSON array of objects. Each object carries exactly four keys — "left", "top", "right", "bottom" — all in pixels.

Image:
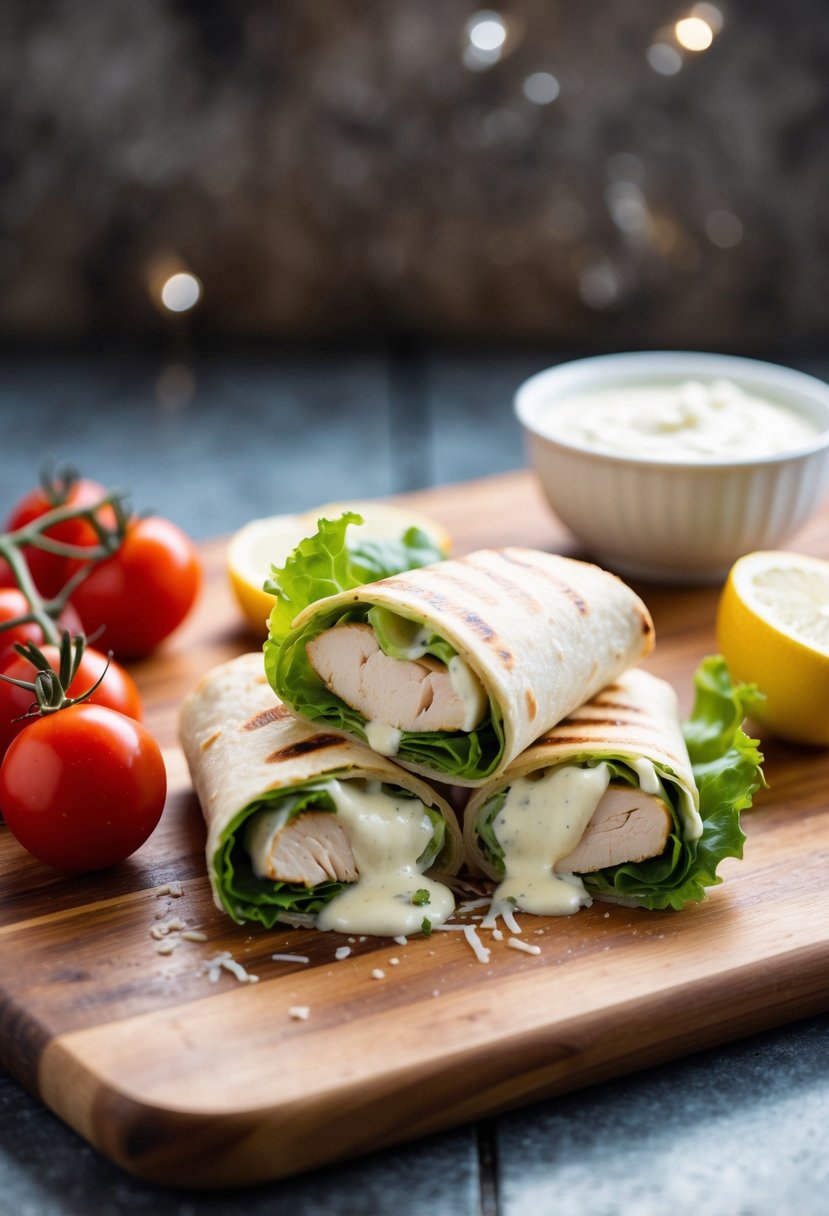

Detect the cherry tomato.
[
  {"left": 70, "top": 516, "right": 201, "bottom": 658},
  {"left": 0, "top": 642, "right": 142, "bottom": 759},
  {"left": 0, "top": 589, "right": 83, "bottom": 665},
  {"left": 5, "top": 477, "right": 114, "bottom": 598},
  {"left": 0, "top": 703, "right": 166, "bottom": 871}
]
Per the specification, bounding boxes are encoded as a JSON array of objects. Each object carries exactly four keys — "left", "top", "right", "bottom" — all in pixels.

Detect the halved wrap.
[
  {"left": 178, "top": 653, "right": 463, "bottom": 937},
  {"left": 464, "top": 658, "right": 763, "bottom": 914},
  {"left": 265, "top": 547, "right": 655, "bottom": 788}
]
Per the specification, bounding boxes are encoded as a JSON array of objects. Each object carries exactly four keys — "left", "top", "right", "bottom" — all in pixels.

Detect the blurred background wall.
[{"left": 1, "top": 0, "right": 827, "bottom": 352}]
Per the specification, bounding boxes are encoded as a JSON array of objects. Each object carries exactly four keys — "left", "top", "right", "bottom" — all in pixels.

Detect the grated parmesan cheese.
[
  {"left": 200, "top": 951, "right": 259, "bottom": 984},
  {"left": 288, "top": 1006, "right": 311, "bottom": 1020},
  {"left": 271, "top": 953, "right": 310, "bottom": 965},
  {"left": 507, "top": 936, "right": 541, "bottom": 956},
  {"left": 371, "top": 968, "right": 386, "bottom": 980},
  {"left": 462, "top": 925, "right": 491, "bottom": 964},
  {"left": 334, "top": 946, "right": 352, "bottom": 961},
  {"left": 481, "top": 899, "right": 522, "bottom": 936},
  {"left": 156, "top": 881, "right": 184, "bottom": 898}
]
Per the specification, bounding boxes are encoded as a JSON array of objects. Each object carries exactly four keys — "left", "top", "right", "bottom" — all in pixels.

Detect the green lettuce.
[
  {"left": 214, "top": 776, "right": 448, "bottom": 928},
  {"left": 264, "top": 513, "right": 445, "bottom": 648},
  {"left": 476, "top": 656, "right": 764, "bottom": 911}
]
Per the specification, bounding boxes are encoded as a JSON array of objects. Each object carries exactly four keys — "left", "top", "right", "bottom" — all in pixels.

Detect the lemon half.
[
  {"left": 716, "top": 550, "right": 829, "bottom": 746},
  {"left": 227, "top": 502, "right": 452, "bottom": 637}
]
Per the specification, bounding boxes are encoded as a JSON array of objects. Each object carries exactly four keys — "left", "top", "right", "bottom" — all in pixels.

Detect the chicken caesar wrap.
[
  {"left": 464, "top": 658, "right": 764, "bottom": 916},
  {"left": 179, "top": 653, "right": 463, "bottom": 937},
  {"left": 264, "top": 522, "right": 655, "bottom": 788}
]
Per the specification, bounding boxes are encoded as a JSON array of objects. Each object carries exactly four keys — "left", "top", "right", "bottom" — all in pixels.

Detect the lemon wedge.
[
  {"left": 716, "top": 550, "right": 829, "bottom": 746},
  {"left": 227, "top": 502, "right": 452, "bottom": 637}
]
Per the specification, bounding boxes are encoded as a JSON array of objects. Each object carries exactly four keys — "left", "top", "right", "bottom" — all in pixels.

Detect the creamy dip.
[{"left": 541, "top": 378, "right": 817, "bottom": 461}]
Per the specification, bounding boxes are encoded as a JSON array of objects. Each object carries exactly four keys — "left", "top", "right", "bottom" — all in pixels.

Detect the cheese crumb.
[
  {"left": 288, "top": 1006, "right": 311, "bottom": 1020},
  {"left": 462, "top": 925, "right": 491, "bottom": 964},
  {"left": 371, "top": 968, "right": 386, "bottom": 980},
  {"left": 335, "top": 946, "right": 351, "bottom": 961},
  {"left": 388, "top": 957, "right": 400, "bottom": 966},
  {"left": 156, "top": 881, "right": 184, "bottom": 898},
  {"left": 200, "top": 951, "right": 259, "bottom": 984},
  {"left": 271, "top": 953, "right": 310, "bottom": 964},
  {"left": 508, "top": 937, "right": 541, "bottom": 956}
]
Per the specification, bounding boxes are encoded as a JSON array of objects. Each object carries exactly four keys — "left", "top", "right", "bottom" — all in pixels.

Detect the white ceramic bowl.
[{"left": 515, "top": 351, "right": 829, "bottom": 583}]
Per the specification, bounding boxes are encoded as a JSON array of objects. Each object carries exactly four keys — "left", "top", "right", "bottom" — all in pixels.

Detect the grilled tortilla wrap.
[
  {"left": 265, "top": 547, "right": 654, "bottom": 788},
  {"left": 179, "top": 653, "right": 463, "bottom": 937},
  {"left": 464, "top": 668, "right": 706, "bottom": 914}
]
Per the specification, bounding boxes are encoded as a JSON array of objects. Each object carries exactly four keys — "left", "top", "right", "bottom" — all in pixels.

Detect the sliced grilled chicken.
[
  {"left": 306, "top": 622, "right": 485, "bottom": 732},
  {"left": 265, "top": 811, "right": 359, "bottom": 886},
  {"left": 554, "top": 784, "right": 671, "bottom": 874}
]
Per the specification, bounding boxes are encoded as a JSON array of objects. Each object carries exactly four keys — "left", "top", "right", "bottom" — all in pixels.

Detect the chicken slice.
[
  {"left": 554, "top": 783, "right": 671, "bottom": 873},
  {"left": 266, "top": 811, "right": 359, "bottom": 886},
  {"left": 306, "top": 622, "right": 484, "bottom": 732}
]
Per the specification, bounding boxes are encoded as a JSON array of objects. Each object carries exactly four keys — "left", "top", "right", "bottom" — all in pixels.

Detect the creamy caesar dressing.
[
  {"left": 490, "top": 764, "right": 612, "bottom": 916},
  {"left": 447, "top": 655, "right": 487, "bottom": 730},
  {"left": 365, "top": 719, "right": 403, "bottom": 756},
  {"left": 628, "top": 756, "right": 702, "bottom": 840},
  {"left": 246, "top": 779, "right": 453, "bottom": 936},
  {"left": 541, "top": 379, "right": 818, "bottom": 461}
]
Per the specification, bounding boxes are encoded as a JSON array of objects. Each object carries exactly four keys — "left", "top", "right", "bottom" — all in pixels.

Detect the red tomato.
[
  {"left": 5, "top": 477, "right": 112, "bottom": 598},
  {"left": 70, "top": 516, "right": 201, "bottom": 657},
  {"left": 0, "top": 704, "right": 166, "bottom": 871},
  {"left": 0, "top": 589, "right": 83, "bottom": 665},
  {"left": 0, "top": 642, "right": 142, "bottom": 759}
]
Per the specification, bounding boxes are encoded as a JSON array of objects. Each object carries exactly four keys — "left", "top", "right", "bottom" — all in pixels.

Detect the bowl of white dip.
[{"left": 515, "top": 351, "right": 829, "bottom": 583}]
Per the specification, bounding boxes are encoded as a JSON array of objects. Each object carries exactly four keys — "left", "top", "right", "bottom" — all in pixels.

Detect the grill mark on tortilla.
[
  {"left": 266, "top": 734, "right": 345, "bottom": 762},
  {"left": 201, "top": 729, "right": 221, "bottom": 751},
  {"left": 364, "top": 578, "right": 510, "bottom": 656},
  {"left": 243, "top": 705, "right": 293, "bottom": 730},
  {"left": 560, "top": 716, "right": 646, "bottom": 729},
  {"left": 410, "top": 566, "right": 501, "bottom": 607},
  {"left": 525, "top": 689, "right": 537, "bottom": 720},
  {"left": 494, "top": 551, "right": 590, "bottom": 615},
  {"left": 457, "top": 553, "right": 544, "bottom": 613}
]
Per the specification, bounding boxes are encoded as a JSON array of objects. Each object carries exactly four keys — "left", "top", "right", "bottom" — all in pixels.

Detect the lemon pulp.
[{"left": 716, "top": 550, "right": 829, "bottom": 746}]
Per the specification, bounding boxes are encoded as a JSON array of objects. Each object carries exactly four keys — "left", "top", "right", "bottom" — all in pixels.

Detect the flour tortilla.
[
  {"left": 179, "top": 652, "right": 463, "bottom": 920},
  {"left": 463, "top": 667, "right": 700, "bottom": 878},
  {"left": 277, "top": 547, "right": 655, "bottom": 787}
]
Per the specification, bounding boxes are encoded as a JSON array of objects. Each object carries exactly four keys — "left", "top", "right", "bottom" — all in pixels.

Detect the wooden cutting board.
[{"left": 2, "top": 470, "right": 828, "bottom": 1188}]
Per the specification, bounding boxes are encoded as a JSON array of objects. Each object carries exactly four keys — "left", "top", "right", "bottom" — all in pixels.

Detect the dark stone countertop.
[{"left": 1, "top": 345, "right": 827, "bottom": 1216}]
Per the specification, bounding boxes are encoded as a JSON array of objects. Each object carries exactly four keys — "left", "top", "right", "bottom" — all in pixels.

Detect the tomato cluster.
[{"left": 0, "top": 474, "right": 201, "bottom": 872}]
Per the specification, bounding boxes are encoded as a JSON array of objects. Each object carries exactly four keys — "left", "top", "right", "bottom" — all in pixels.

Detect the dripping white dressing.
[
  {"left": 245, "top": 779, "right": 454, "bottom": 936},
  {"left": 365, "top": 720, "right": 403, "bottom": 756},
  {"left": 628, "top": 756, "right": 702, "bottom": 841},
  {"left": 490, "top": 764, "right": 613, "bottom": 916}
]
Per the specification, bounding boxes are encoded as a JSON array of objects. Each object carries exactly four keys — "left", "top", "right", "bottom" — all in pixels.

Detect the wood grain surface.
[{"left": 1, "top": 470, "right": 828, "bottom": 1188}]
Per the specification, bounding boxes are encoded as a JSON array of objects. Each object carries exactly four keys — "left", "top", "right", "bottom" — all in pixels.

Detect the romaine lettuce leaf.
[{"left": 264, "top": 513, "right": 445, "bottom": 647}]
